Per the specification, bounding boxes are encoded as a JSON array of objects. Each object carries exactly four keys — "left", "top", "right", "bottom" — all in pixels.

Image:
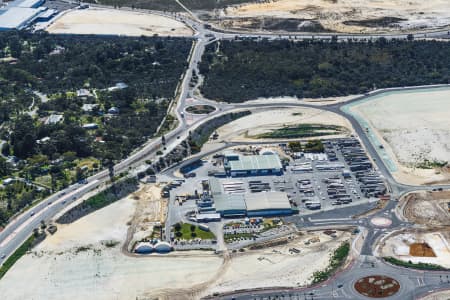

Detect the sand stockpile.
[
  {"left": 222, "top": 0, "right": 450, "bottom": 33},
  {"left": 47, "top": 8, "right": 193, "bottom": 37}
]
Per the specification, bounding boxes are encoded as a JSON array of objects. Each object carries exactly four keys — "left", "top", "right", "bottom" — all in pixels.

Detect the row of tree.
[{"left": 199, "top": 39, "right": 450, "bottom": 102}]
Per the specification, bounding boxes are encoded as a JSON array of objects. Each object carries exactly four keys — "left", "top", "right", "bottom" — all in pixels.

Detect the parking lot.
[{"left": 164, "top": 138, "right": 387, "bottom": 237}]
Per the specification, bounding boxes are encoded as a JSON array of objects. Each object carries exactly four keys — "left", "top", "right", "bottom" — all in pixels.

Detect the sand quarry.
[
  {"left": 47, "top": 8, "right": 193, "bottom": 37},
  {"left": 402, "top": 190, "right": 450, "bottom": 226},
  {"left": 215, "top": 107, "right": 353, "bottom": 143},
  {"left": 0, "top": 183, "right": 351, "bottom": 300},
  {"left": 220, "top": 0, "right": 450, "bottom": 33},
  {"left": 350, "top": 88, "right": 450, "bottom": 185},
  {"left": 379, "top": 231, "right": 450, "bottom": 268}
]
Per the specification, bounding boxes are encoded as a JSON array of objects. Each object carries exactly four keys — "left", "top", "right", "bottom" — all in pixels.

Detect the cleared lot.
[
  {"left": 379, "top": 230, "right": 450, "bottom": 269},
  {"left": 47, "top": 8, "right": 193, "bottom": 36},
  {"left": 220, "top": 0, "right": 450, "bottom": 33},
  {"left": 349, "top": 87, "right": 450, "bottom": 185},
  {"left": 402, "top": 190, "right": 450, "bottom": 226},
  {"left": 215, "top": 107, "right": 353, "bottom": 143}
]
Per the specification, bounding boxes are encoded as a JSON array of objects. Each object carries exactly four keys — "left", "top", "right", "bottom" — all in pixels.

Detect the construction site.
[
  {"left": 211, "top": 0, "right": 450, "bottom": 33},
  {"left": 401, "top": 190, "right": 450, "bottom": 226}
]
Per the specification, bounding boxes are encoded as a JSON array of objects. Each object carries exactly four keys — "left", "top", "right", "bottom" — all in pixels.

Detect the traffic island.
[{"left": 354, "top": 275, "right": 400, "bottom": 298}]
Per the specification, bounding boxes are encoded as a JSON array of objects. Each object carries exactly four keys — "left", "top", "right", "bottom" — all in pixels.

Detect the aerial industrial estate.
[{"left": 0, "top": 1, "right": 449, "bottom": 300}]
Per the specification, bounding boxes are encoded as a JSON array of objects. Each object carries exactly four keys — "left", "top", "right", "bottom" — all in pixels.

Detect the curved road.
[{"left": 0, "top": 7, "right": 449, "bottom": 299}]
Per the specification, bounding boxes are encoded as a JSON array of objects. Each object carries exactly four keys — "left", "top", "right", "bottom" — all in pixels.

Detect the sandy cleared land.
[
  {"left": 422, "top": 290, "right": 450, "bottom": 300},
  {"left": 127, "top": 184, "right": 166, "bottom": 250},
  {"left": 402, "top": 191, "right": 450, "bottom": 226},
  {"left": 351, "top": 88, "right": 450, "bottom": 185},
  {"left": 47, "top": 8, "right": 193, "bottom": 36},
  {"left": 201, "top": 231, "right": 350, "bottom": 297},
  {"left": 215, "top": 107, "right": 353, "bottom": 143},
  {"left": 0, "top": 191, "right": 223, "bottom": 300},
  {"left": 379, "top": 231, "right": 450, "bottom": 268},
  {"left": 0, "top": 187, "right": 351, "bottom": 299},
  {"left": 222, "top": 0, "right": 450, "bottom": 33}
]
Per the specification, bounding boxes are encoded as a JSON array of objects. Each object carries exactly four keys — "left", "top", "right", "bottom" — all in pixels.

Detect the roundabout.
[
  {"left": 354, "top": 275, "right": 400, "bottom": 298},
  {"left": 185, "top": 104, "right": 216, "bottom": 115},
  {"left": 370, "top": 217, "right": 392, "bottom": 228}
]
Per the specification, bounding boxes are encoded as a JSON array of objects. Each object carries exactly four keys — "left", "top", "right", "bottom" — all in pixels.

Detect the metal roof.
[
  {"left": 11, "top": 0, "right": 43, "bottom": 8},
  {"left": 228, "top": 154, "right": 282, "bottom": 171},
  {"left": 209, "top": 178, "right": 223, "bottom": 196},
  {"left": 214, "top": 194, "right": 246, "bottom": 212},
  {"left": 245, "top": 191, "right": 291, "bottom": 211},
  {"left": 0, "top": 7, "right": 42, "bottom": 29}
]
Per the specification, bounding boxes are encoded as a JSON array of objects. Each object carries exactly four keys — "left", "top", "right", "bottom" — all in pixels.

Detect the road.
[{"left": 0, "top": 5, "right": 450, "bottom": 299}]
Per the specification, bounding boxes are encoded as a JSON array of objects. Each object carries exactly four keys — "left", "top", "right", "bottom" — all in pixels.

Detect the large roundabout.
[{"left": 354, "top": 275, "right": 400, "bottom": 298}]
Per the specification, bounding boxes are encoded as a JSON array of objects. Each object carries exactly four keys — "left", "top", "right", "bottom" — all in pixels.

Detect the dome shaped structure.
[
  {"left": 134, "top": 242, "right": 154, "bottom": 254},
  {"left": 154, "top": 241, "right": 172, "bottom": 253}
]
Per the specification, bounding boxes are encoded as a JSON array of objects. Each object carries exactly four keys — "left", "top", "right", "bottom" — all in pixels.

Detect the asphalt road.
[{"left": 1, "top": 6, "right": 450, "bottom": 299}]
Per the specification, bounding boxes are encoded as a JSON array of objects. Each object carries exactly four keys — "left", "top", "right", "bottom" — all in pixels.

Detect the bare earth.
[
  {"left": 402, "top": 191, "right": 450, "bottom": 226},
  {"left": 221, "top": 0, "right": 450, "bottom": 33},
  {"left": 47, "top": 8, "right": 193, "bottom": 37},
  {"left": 0, "top": 189, "right": 350, "bottom": 299},
  {"left": 215, "top": 107, "right": 353, "bottom": 143},
  {"left": 379, "top": 230, "right": 450, "bottom": 268},
  {"left": 350, "top": 88, "right": 450, "bottom": 185}
]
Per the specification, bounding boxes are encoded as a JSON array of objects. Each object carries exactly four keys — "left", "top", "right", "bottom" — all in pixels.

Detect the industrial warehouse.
[
  {"left": 199, "top": 178, "right": 294, "bottom": 218},
  {"left": 0, "top": 0, "right": 57, "bottom": 30},
  {"left": 224, "top": 151, "right": 283, "bottom": 177}
]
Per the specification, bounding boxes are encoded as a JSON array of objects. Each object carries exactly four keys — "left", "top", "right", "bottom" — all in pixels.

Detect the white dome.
[
  {"left": 134, "top": 242, "right": 154, "bottom": 254},
  {"left": 154, "top": 241, "right": 172, "bottom": 253}
]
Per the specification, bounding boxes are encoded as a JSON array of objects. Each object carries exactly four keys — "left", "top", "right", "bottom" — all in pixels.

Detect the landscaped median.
[
  {"left": 384, "top": 257, "right": 448, "bottom": 271},
  {"left": 0, "top": 235, "right": 35, "bottom": 280},
  {"left": 311, "top": 241, "right": 350, "bottom": 284}
]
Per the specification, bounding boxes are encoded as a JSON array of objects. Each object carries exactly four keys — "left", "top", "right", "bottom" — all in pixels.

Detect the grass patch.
[
  {"left": 255, "top": 124, "right": 345, "bottom": 139},
  {"left": 185, "top": 105, "right": 216, "bottom": 114},
  {"left": 312, "top": 242, "right": 350, "bottom": 284},
  {"left": 224, "top": 232, "right": 255, "bottom": 243},
  {"left": 0, "top": 235, "right": 35, "bottom": 280},
  {"left": 384, "top": 257, "right": 447, "bottom": 271},
  {"left": 173, "top": 223, "right": 215, "bottom": 240},
  {"left": 415, "top": 159, "right": 448, "bottom": 169}
]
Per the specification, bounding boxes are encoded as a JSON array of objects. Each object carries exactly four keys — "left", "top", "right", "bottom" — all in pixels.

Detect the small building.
[
  {"left": 195, "top": 213, "right": 221, "bottom": 222},
  {"left": 77, "top": 89, "right": 93, "bottom": 98},
  {"left": 81, "top": 103, "right": 98, "bottom": 113},
  {"left": 224, "top": 153, "right": 283, "bottom": 177},
  {"left": 107, "top": 107, "right": 119, "bottom": 114},
  {"left": 36, "top": 9, "right": 57, "bottom": 22},
  {"left": 82, "top": 123, "right": 98, "bottom": 130},
  {"left": 37, "top": 136, "right": 50, "bottom": 144},
  {"left": 108, "top": 82, "right": 128, "bottom": 91},
  {"left": 2, "top": 178, "right": 14, "bottom": 185},
  {"left": 45, "top": 114, "right": 63, "bottom": 125},
  {"left": 245, "top": 191, "right": 293, "bottom": 217}
]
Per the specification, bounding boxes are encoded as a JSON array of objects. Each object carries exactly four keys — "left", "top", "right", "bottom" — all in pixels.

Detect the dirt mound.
[{"left": 409, "top": 243, "right": 436, "bottom": 257}]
